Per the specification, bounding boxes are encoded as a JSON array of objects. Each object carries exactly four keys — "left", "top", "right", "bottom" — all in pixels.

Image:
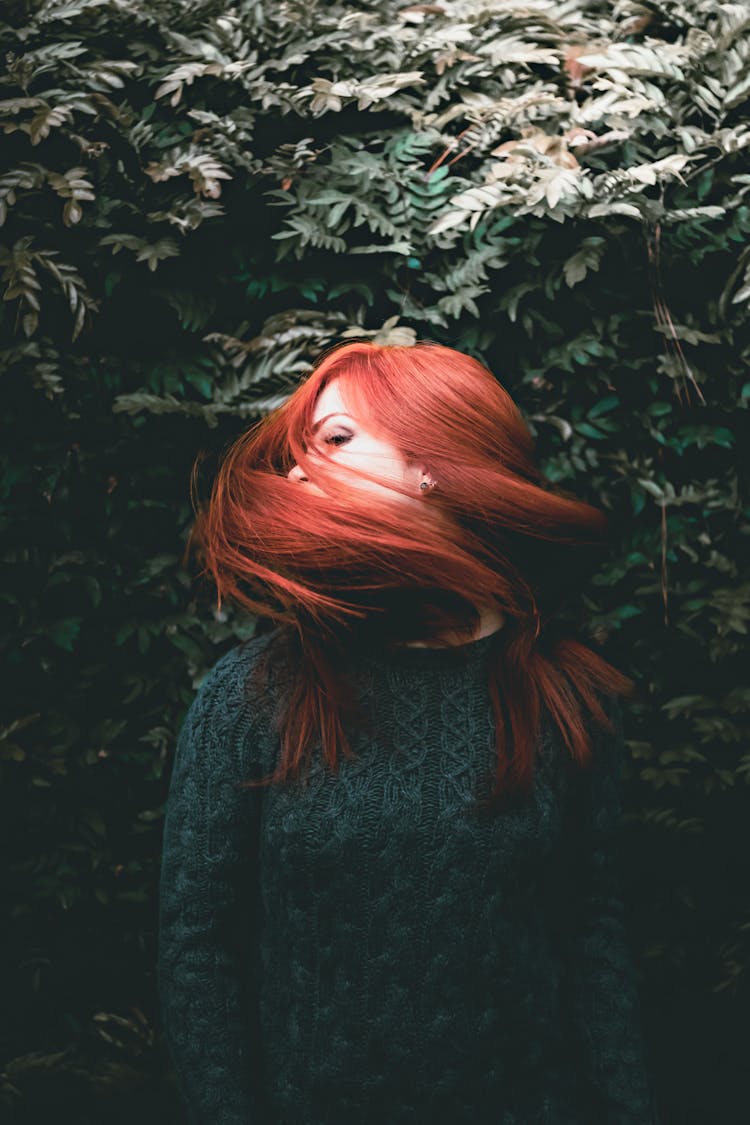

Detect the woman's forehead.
[{"left": 312, "top": 379, "right": 361, "bottom": 424}]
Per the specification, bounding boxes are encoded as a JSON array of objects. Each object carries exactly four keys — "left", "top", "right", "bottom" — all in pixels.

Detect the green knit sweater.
[{"left": 157, "top": 627, "right": 658, "bottom": 1125}]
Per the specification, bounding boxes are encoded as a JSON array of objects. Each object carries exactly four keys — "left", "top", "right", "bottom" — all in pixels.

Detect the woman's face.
[
  {"left": 286, "top": 378, "right": 505, "bottom": 644},
  {"left": 286, "top": 379, "right": 427, "bottom": 503}
]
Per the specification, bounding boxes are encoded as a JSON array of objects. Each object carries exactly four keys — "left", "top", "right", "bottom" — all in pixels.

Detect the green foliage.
[{"left": 1, "top": 1, "right": 748, "bottom": 1122}]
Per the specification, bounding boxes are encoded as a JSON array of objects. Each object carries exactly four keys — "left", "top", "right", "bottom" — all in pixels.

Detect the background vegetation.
[{"left": 1, "top": 0, "right": 748, "bottom": 1121}]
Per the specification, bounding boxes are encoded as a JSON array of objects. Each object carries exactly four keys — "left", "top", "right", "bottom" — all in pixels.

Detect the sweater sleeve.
[
  {"left": 157, "top": 651, "right": 265, "bottom": 1124},
  {"left": 559, "top": 695, "right": 660, "bottom": 1125}
]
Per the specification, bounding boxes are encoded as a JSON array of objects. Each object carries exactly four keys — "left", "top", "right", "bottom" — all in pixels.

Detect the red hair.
[{"left": 186, "top": 339, "right": 635, "bottom": 812}]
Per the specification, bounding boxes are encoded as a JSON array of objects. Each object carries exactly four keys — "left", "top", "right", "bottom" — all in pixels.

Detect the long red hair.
[{"left": 186, "top": 339, "right": 635, "bottom": 812}]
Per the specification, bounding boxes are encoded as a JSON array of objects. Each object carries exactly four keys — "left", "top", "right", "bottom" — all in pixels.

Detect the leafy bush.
[{"left": 1, "top": 1, "right": 748, "bottom": 1122}]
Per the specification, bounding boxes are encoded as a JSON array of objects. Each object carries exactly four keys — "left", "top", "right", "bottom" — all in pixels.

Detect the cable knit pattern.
[{"left": 158, "top": 627, "right": 659, "bottom": 1125}]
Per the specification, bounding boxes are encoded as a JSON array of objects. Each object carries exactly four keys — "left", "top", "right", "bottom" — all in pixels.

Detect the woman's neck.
[{"left": 399, "top": 606, "right": 506, "bottom": 649}]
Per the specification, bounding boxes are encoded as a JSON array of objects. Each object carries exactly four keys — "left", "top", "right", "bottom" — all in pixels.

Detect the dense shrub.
[{"left": 1, "top": 1, "right": 748, "bottom": 1121}]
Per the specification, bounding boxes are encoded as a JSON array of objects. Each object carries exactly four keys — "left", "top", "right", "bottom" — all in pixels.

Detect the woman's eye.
[{"left": 323, "top": 431, "right": 352, "bottom": 447}]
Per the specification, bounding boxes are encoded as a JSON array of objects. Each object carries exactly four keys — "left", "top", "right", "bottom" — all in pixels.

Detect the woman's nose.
[{"left": 287, "top": 464, "right": 308, "bottom": 483}]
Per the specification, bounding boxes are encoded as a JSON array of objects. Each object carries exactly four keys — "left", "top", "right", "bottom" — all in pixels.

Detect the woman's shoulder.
[
  {"left": 200, "top": 624, "right": 287, "bottom": 690},
  {"left": 183, "top": 626, "right": 286, "bottom": 739}
]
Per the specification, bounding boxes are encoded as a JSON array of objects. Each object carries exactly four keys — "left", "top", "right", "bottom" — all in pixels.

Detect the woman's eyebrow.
[{"left": 311, "top": 412, "right": 355, "bottom": 434}]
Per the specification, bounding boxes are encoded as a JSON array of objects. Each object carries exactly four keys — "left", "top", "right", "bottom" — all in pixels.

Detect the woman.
[{"left": 158, "top": 340, "right": 659, "bottom": 1124}]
